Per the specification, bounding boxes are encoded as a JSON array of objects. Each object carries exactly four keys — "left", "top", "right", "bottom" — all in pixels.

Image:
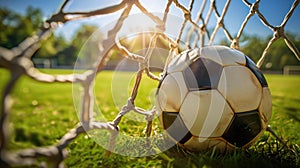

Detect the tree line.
[
  {"left": 221, "top": 34, "right": 300, "bottom": 71},
  {"left": 0, "top": 7, "right": 98, "bottom": 67},
  {"left": 1, "top": 7, "right": 299, "bottom": 71}
]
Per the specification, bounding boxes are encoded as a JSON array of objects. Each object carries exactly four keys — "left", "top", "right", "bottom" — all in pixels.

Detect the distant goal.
[{"left": 283, "top": 66, "right": 300, "bottom": 75}]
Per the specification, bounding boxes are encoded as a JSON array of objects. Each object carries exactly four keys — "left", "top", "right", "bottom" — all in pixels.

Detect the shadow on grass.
[
  {"left": 284, "top": 107, "right": 300, "bottom": 123},
  {"left": 14, "top": 128, "right": 50, "bottom": 146},
  {"left": 272, "top": 95, "right": 300, "bottom": 123},
  {"left": 61, "top": 131, "right": 300, "bottom": 168},
  {"left": 158, "top": 140, "right": 300, "bottom": 168}
]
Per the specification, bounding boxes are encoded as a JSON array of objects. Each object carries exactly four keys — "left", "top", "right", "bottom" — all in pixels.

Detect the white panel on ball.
[
  {"left": 218, "top": 66, "right": 262, "bottom": 112},
  {"left": 156, "top": 72, "right": 188, "bottom": 112},
  {"left": 199, "top": 90, "right": 234, "bottom": 137},
  {"left": 187, "top": 48, "right": 201, "bottom": 61},
  {"left": 200, "top": 46, "right": 246, "bottom": 66},
  {"left": 167, "top": 52, "right": 191, "bottom": 74},
  {"left": 179, "top": 90, "right": 234, "bottom": 137}
]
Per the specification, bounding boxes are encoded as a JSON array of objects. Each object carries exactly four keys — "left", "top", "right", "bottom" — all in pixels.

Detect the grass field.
[{"left": 0, "top": 68, "right": 299, "bottom": 167}]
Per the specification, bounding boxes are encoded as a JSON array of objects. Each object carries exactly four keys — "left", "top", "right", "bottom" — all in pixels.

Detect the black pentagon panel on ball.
[
  {"left": 162, "top": 112, "right": 193, "bottom": 144},
  {"left": 183, "top": 58, "right": 223, "bottom": 91},
  {"left": 245, "top": 56, "right": 268, "bottom": 87},
  {"left": 222, "top": 110, "right": 261, "bottom": 147}
]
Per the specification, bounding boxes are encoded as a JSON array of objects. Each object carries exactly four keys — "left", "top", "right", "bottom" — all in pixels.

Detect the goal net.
[{"left": 0, "top": 0, "right": 299, "bottom": 167}]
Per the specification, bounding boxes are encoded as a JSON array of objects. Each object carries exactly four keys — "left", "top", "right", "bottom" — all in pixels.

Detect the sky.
[{"left": 0, "top": 0, "right": 299, "bottom": 43}]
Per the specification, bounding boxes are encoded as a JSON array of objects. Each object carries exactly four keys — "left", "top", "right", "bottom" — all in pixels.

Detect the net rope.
[{"left": 0, "top": 0, "right": 299, "bottom": 167}]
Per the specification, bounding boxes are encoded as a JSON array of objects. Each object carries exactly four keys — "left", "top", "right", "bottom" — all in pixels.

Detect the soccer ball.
[{"left": 155, "top": 45, "right": 272, "bottom": 152}]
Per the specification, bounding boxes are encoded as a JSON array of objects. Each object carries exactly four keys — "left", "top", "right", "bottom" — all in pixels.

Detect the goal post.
[{"left": 283, "top": 65, "right": 300, "bottom": 75}]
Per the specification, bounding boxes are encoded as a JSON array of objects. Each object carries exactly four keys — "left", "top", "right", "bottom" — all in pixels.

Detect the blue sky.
[{"left": 0, "top": 0, "right": 299, "bottom": 42}]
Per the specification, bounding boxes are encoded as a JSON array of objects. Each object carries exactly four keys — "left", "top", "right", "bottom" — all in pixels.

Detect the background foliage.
[{"left": 1, "top": 6, "right": 299, "bottom": 70}]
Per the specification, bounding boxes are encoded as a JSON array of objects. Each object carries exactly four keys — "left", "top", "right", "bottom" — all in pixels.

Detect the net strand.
[
  {"left": 281, "top": 0, "right": 300, "bottom": 28},
  {"left": 209, "top": 0, "right": 233, "bottom": 45},
  {"left": 186, "top": 0, "right": 207, "bottom": 49},
  {"left": 257, "top": 0, "right": 300, "bottom": 68},
  {"left": 134, "top": 1, "right": 165, "bottom": 28},
  {"left": 0, "top": 0, "right": 299, "bottom": 166}
]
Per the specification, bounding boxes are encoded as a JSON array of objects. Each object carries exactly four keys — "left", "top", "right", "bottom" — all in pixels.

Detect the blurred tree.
[
  {"left": 36, "top": 24, "right": 101, "bottom": 67},
  {"left": 36, "top": 35, "right": 67, "bottom": 58},
  {"left": 221, "top": 34, "right": 300, "bottom": 71},
  {"left": 262, "top": 35, "right": 300, "bottom": 71},
  {"left": 241, "top": 35, "right": 266, "bottom": 63},
  {"left": 2, "top": 6, "right": 298, "bottom": 69},
  {"left": 241, "top": 34, "right": 300, "bottom": 71},
  {"left": 0, "top": 6, "right": 43, "bottom": 48},
  {"left": 71, "top": 25, "right": 102, "bottom": 67}
]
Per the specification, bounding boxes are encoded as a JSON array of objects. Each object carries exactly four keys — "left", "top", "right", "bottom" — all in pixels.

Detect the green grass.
[{"left": 0, "top": 69, "right": 299, "bottom": 167}]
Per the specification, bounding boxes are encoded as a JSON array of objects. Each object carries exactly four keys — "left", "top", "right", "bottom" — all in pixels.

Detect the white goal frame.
[{"left": 283, "top": 65, "right": 300, "bottom": 75}]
